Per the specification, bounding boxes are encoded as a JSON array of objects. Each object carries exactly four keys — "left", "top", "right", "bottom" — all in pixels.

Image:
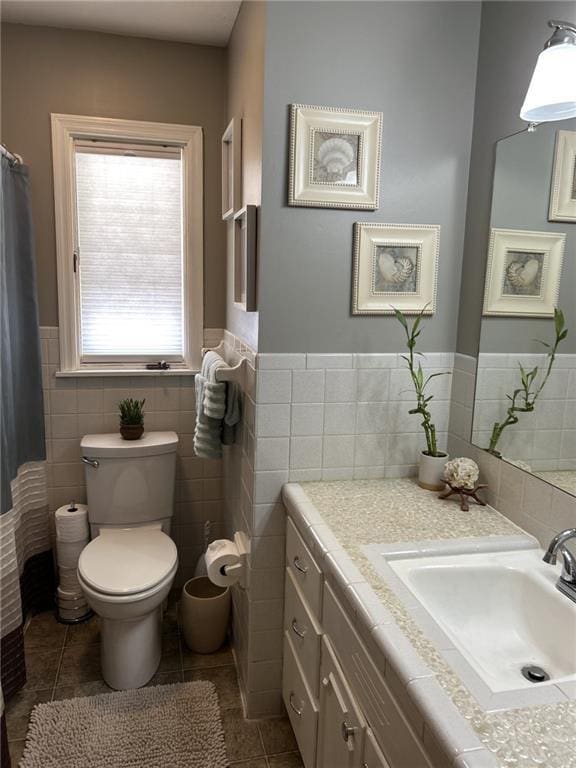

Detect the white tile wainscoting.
[
  {"left": 39, "top": 326, "right": 226, "bottom": 588},
  {"left": 256, "top": 351, "right": 454, "bottom": 482},
  {"left": 221, "top": 343, "right": 456, "bottom": 718},
  {"left": 472, "top": 353, "right": 576, "bottom": 471},
  {"left": 448, "top": 353, "right": 477, "bottom": 444},
  {"left": 448, "top": 433, "right": 576, "bottom": 550}
]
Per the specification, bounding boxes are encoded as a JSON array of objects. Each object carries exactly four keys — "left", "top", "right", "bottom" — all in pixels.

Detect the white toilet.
[{"left": 77, "top": 431, "right": 179, "bottom": 690}]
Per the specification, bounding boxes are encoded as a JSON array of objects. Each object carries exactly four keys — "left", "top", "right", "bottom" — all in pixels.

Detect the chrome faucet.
[{"left": 543, "top": 529, "right": 576, "bottom": 603}]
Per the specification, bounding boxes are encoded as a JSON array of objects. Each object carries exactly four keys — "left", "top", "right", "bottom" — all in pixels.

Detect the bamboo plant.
[
  {"left": 394, "top": 307, "right": 450, "bottom": 457},
  {"left": 487, "top": 308, "right": 567, "bottom": 456}
]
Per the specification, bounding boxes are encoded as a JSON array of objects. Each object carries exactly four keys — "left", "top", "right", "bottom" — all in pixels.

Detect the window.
[{"left": 51, "top": 115, "right": 203, "bottom": 373}]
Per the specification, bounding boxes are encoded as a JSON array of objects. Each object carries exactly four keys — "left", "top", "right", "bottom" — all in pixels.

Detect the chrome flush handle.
[{"left": 81, "top": 456, "right": 99, "bottom": 468}]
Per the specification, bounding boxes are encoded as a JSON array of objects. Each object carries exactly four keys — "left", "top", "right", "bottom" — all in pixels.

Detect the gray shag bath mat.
[{"left": 19, "top": 681, "right": 228, "bottom": 768}]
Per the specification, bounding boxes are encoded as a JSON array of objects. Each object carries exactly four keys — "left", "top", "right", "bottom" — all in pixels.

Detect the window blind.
[{"left": 74, "top": 146, "right": 184, "bottom": 358}]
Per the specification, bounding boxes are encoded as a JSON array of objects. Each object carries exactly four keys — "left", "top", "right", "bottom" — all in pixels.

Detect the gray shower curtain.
[{"left": 0, "top": 155, "right": 53, "bottom": 707}]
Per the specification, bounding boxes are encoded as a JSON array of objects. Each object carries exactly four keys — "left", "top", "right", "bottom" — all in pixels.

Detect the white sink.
[{"left": 388, "top": 548, "right": 576, "bottom": 694}]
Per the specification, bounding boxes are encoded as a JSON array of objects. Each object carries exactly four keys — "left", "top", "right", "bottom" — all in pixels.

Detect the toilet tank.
[{"left": 81, "top": 432, "right": 178, "bottom": 532}]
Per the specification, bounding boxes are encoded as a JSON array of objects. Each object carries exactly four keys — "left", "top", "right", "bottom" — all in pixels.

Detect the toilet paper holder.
[{"left": 205, "top": 531, "right": 249, "bottom": 590}]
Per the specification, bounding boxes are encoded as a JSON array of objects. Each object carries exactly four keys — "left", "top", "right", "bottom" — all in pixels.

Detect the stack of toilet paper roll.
[{"left": 55, "top": 503, "right": 91, "bottom": 622}]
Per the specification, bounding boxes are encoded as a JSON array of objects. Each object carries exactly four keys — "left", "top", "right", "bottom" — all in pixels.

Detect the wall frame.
[
  {"left": 289, "top": 104, "right": 382, "bottom": 210},
  {"left": 549, "top": 129, "right": 576, "bottom": 222},
  {"left": 483, "top": 228, "right": 566, "bottom": 317},
  {"left": 233, "top": 205, "right": 257, "bottom": 312},
  {"left": 352, "top": 222, "right": 440, "bottom": 315},
  {"left": 222, "top": 117, "right": 242, "bottom": 220}
]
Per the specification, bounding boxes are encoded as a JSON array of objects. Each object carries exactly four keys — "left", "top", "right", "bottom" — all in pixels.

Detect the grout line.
[{"left": 50, "top": 625, "right": 69, "bottom": 700}]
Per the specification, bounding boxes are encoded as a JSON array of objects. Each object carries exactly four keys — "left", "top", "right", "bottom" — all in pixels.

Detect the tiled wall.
[
  {"left": 39, "top": 326, "right": 226, "bottom": 588},
  {"left": 220, "top": 331, "right": 287, "bottom": 719},
  {"left": 220, "top": 345, "right": 455, "bottom": 718},
  {"left": 448, "top": 353, "right": 477, "bottom": 444},
  {"left": 447, "top": 352, "right": 576, "bottom": 549},
  {"left": 448, "top": 432, "right": 576, "bottom": 549},
  {"left": 472, "top": 353, "right": 576, "bottom": 471},
  {"left": 255, "top": 352, "right": 454, "bottom": 482}
]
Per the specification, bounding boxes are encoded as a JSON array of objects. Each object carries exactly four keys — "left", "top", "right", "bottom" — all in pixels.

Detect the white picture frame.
[
  {"left": 483, "top": 228, "right": 566, "bottom": 317},
  {"left": 289, "top": 104, "right": 382, "bottom": 209},
  {"left": 222, "top": 117, "right": 242, "bottom": 220},
  {"left": 233, "top": 205, "right": 257, "bottom": 312},
  {"left": 549, "top": 129, "right": 576, "bottom": 222},
  {"left": 352, "top": 222, "right": 440, "bottom": 315}
]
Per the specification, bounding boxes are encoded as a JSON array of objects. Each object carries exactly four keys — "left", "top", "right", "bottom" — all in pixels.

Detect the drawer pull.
[
  {"left": 291, "top": 619, "right": 307, "bottom": 639},
  {"left": 293, "top": 556, "right": 308, "bottom": 574},
  {"left": 288, "top": 692, "right": 303, "bottom": 717},
  {"left": 341, "top": 720, "right": 356, "bottom": 743}
]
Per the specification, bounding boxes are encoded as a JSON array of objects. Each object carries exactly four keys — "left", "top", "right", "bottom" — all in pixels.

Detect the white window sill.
[{"left": 55, "top": 368, "right": 198, "bottom": 378}]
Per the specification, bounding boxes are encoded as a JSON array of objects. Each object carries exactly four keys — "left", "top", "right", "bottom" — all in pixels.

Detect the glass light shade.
[{"left": 520, "top": 43, "right": 576, "bottom": 122}]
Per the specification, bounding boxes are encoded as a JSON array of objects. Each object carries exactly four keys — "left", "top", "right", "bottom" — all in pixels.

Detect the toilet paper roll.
[
  {"left": 56, "top": 538, "right": 86, "bottom": 569},
  {"left": 55, "top": 504, "right": 89, "bottom": 542},
  {"left": 205, "top": 539, "right": 241, "bottom": 587},
  {"left": 59, "top": 565, "right": 80, "bottom": 592},
  {"left": 56, "top": 586, "right": 88, "bottom": 607}
]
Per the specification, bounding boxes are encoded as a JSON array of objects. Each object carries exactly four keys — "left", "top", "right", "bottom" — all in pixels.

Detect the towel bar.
[{"left": 201, "top": 340, "right": 245, "bottom": 385}]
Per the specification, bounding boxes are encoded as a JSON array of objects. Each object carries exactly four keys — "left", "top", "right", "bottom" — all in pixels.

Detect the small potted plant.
[
  {"left": 118, "top": 398, "right": 146, "bottom": 441},
  {"left": 394, "top": 307, "right": 450, "bottom": 491}
]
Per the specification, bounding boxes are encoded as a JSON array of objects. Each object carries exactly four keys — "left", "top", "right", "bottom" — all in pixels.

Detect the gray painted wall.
[
  {"left": 480, "top": 120, "right": 576, "bottom": 354},
  {"left": 257, "top": 1, "right": 481, "bottom": 353},
  {"left": 456, "top": 1, "right": 576, "bottom": 357}
]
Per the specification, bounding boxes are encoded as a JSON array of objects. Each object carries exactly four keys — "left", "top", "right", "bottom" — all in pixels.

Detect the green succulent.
[{"left": 118, "top": 397, "right": 146, "bottom": 426}]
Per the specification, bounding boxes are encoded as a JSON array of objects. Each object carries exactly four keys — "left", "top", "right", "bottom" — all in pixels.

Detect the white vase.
[{"left": 418, "top": 451, "right": 448, "bottom": 491}]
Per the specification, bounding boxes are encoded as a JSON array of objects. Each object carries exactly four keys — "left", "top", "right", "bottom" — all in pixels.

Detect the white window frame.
[{"left": 51, "top": 113, "right": 203, "bottom": 374}]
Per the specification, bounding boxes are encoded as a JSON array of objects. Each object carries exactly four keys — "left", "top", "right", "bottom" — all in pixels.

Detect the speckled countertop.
[
  {"left": 535, "top": 470, "right": 576, "bottom": 497},
  {"left": 282, "top": 478, "right": 576, "bottom": 768}
]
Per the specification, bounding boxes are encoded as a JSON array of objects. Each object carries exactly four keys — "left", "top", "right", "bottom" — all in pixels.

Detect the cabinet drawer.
[
  {"left": 317, "top": 637, "right": 366, "bottom": 768},
  {"left": 286, "top": 517, "right": 323, "bottom": 619},
  {"left": 323, "top": 583, "right": 433, "bottom": 768},
  {"left": 282, "top": 633, "right": 318, "bottom": 768},
  {"left": 363, "top": 728, "right": 392, "bottom": 768},
  {"left": 284, "top": 568, "right": 322, "bottom": 698}
]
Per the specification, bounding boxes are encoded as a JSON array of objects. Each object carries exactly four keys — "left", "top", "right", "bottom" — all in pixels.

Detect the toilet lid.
[{"left": 78, "top": 528, "right": 178, "bottom": 596}]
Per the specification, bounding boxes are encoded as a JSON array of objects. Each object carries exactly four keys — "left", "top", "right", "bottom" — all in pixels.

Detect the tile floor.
[{"left": 6, "top": 598, "right": 302, "bottom": 768}]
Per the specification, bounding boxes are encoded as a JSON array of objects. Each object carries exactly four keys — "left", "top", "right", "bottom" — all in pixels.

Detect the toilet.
[{"left": 77, "top": 431, "right": 179, "bottom": 690}]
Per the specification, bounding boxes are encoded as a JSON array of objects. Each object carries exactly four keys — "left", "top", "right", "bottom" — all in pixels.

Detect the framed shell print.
[
  {"left": 222, "top": 118, "right": 242, "bottom": 220},
  {"left": 352, "top": 223, "right": 440, "bottom": 315},
  {"left": 483, "top": 228, "right": 566, "bottom": 317},
  {"left": 289, "top": 104, "right": 382, "bottom": 209},
  {"left": 549, "top": 129, "right": 576, "bottom": 222}
]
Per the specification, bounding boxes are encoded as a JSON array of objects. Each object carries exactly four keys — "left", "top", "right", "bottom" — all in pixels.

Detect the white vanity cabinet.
[
  {"left": 317, "top": 636, "right": 366, "bottom": 768},
  {"left": 282, "top": 518, "right": 434, "bottom": 768}
]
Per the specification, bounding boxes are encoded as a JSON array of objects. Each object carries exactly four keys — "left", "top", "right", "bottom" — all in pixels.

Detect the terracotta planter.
[
  {"left": 119, "top": 423, "right": 144, "bottom": 441},
  {"left": 418, "top": 451, "right": 448, "bottom": 491}
]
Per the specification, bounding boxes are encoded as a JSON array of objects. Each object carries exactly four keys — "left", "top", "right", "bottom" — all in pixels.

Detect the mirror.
[{"left": 472, "top": 120, "right": 576, "bottom": 497}]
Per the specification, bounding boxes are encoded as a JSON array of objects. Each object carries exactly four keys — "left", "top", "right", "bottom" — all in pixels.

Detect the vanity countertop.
[{"left": 282, "top": 478, "right": 576, "bottom": 768}]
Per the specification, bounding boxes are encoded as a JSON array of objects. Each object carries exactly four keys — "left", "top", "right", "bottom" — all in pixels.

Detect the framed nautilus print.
[
  {"left": 549, "top": 130, "right": 576, "bottom": 222},
  {"left": 352, "top": 223, "right": 440, "bottom": 315},
  {"left": 483, "top": 228, "right": 566, "bottom": 317},
  {"left": 289, "top": 104, "right": 382, "bottom": 209}
]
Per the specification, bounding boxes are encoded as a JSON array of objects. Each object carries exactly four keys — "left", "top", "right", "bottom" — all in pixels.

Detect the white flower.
[{"left": 443, "top": 457, "right": 479, "bottom": 490}]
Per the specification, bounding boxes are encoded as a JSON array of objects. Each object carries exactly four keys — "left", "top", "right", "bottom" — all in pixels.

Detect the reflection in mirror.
[{"left": 472, "top": 120, "right": 576, "bottom": 497}]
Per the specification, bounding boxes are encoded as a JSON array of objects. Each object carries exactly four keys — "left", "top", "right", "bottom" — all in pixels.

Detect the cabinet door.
[
  {"left": 317, "top": 638, "right": 366, "bottom": 768},
  {"left": 362, "top": 728, "right": 391, "bottom": 768}
]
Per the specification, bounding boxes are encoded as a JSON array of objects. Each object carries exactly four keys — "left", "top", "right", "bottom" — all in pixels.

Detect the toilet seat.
[{"left": 78, "top": 526, "right": 178, "bottom": 596}]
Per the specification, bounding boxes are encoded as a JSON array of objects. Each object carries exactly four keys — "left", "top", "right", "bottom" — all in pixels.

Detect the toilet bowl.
[{"left": 78, "top": 525, "right": 178, "bottom": 690}]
